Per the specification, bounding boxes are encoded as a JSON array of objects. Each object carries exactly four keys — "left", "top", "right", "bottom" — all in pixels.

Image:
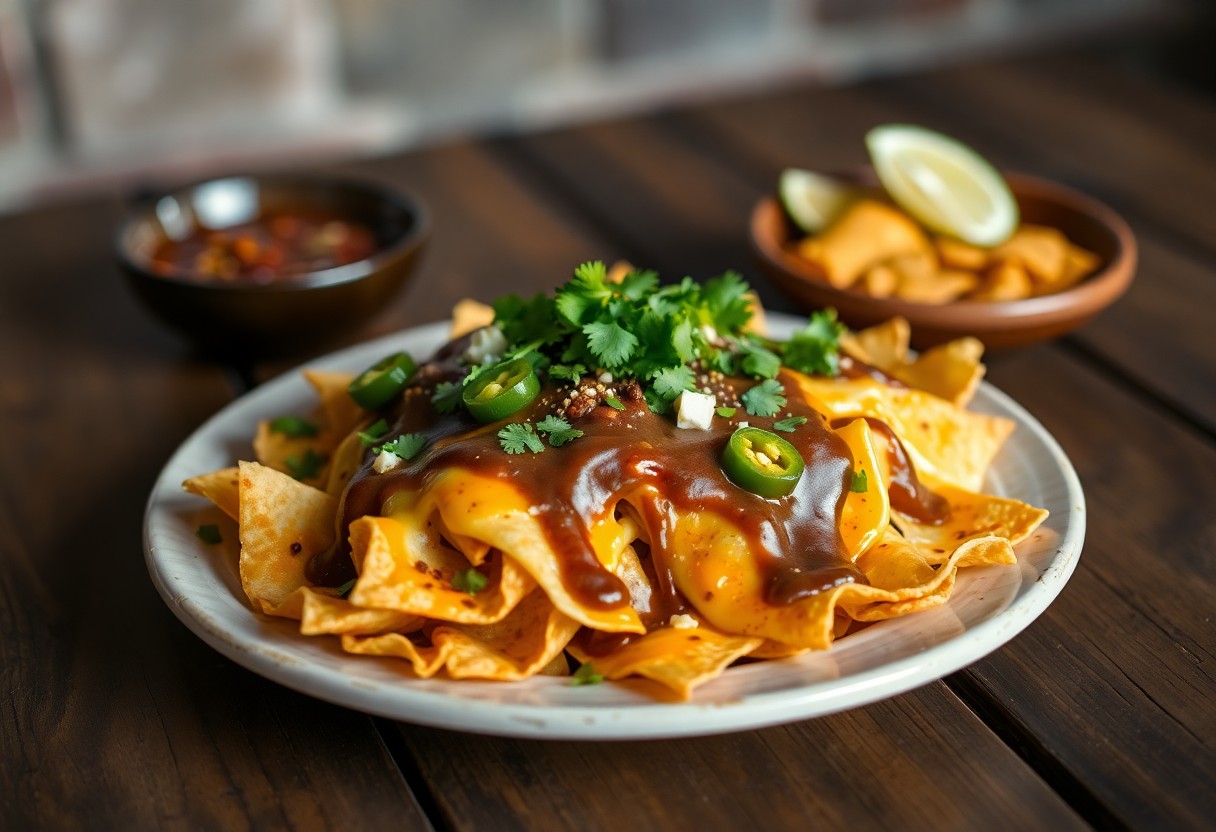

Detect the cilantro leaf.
[
  {"left": 716, "top": 406, "right": 737, "bottom": 418},
  {"left": 604, "top": 395, "right": 625, "bottom": 411},
  {"left": 269, "top": 416, "right": 318, "bottom": 438},
  {"left": 741, "top": 379, "right": 786, "bottom": 418},
  {"left": 618, "top": 269, "right": 659, "bottom": 300},
  {"left": 554, "top": 261, "right": 613, "bottom": 327},
  {"left": 850, "top": 470, "right": 869, "bottom": 493},
  {"left": 702, "top": 271, "right": 752, "bottom": 334},
  {"left": 548, "top": 363, "right": 586, "bottom": 383},
  {"left": 498, "top": 422, "right": 545, "bottom": 454},
  {"left": 358, "top": 418, "right": 390, "bottom": 448},
  {"left": 650, "top": 365, "right": 696, "bottom": 401},
  {"left": 643, "top": 388, "right": 671, "bottom": 415},
  {"left": 784, "top": 309, "right": 845, "bottom": 377},
  {"left": 431, "top": 381, "right": 463, "bottom": 413},
  {"left": 452, "top": 568, "right": 488, "bottom": 595},
  {"left": 335, "top": 578, "right": 356, "bottom": 598},
  {"left": 773, "top": 415, "right": 808, "bottom": 432},
  {"left": 285, "top": 449, "right": 326, "bottom": 480},
  {"left": 583, "top": 320, "right": 638, "bottom": 368},
  {"left": 570, "top": 662, "right": 604, "bottom": 686},
  {"left": 739, "top": 341, "right": 782, "bottom": 379},
  {"left": 495, "top": 292, "right": 559, "bottom": 345},
  {"left": 375, "top": 433, "right": 427, "bottom": 460},
  {"left": 536, "top": 415, "right": 584, "bottom": 447},
  {"left": 197, "top": 524, "right": 222, "bottom": 545}
]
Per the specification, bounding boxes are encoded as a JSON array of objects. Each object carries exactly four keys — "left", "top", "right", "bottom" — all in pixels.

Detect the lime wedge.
[
  {"left": 778, "top": 168, "right": 857, "bottom": 234},
  {"left": 865, "top": 124, "right": 1018, "bottom": 246}
]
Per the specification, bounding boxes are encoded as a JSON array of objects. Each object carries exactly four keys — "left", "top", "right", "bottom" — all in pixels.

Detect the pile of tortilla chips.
[
  {"left": 792, "top": 198, "right": 1099, "bottom": 303},
  {"left": 184, "top": 305, "right": 1046, "bottom": 700}
]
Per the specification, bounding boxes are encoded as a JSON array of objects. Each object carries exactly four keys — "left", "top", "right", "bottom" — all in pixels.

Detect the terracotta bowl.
[
  {"left": 749, "top": 172, "right": 1136, "bottom": 349},
  {"left": 117, "top": 175, "right": 428, "bottom": 356}
]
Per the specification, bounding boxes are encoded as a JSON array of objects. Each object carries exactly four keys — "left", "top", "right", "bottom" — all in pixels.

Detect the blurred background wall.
[{"left": 0, "top": 0, "right": 1204, "bottom": 213}]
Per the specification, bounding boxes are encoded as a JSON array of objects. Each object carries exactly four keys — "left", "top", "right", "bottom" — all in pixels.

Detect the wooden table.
[{"left": 3, "top": 47, "right": 1214, "bottom": 830}]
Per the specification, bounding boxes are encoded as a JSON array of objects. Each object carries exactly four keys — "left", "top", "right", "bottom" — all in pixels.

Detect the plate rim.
[{"left": 144, "top": 313, "right": 1085, "bottom": 740}]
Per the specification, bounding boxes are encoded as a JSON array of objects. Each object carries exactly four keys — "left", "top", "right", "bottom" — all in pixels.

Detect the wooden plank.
[
  {"left": 967, "top": 345, "right": 1216, "bottom": 829},
  {"left": 395, "top": 683, "right": 1085, "bottom": 831},
  {"left": 0, "top": 198, "right": 431, "bottom": 830},
  {"left": 500, "top": 111, "right": 1216, "bottom": 827},
  {"left": 675, "top": 68, "right": 1216, "bottom": 432}
]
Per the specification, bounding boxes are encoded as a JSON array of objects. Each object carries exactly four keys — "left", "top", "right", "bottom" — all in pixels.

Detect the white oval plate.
[{"left": 145, "top": 313, "right": 1084, "bottom": 740}]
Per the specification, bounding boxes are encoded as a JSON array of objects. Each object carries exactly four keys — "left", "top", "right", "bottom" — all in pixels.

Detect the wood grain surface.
[{"left": 2, "top": 44, "right": 1214, "bottom": 831}]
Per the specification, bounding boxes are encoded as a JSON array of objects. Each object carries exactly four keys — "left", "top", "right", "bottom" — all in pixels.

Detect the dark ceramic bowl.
[
  {"left": 750, "top": 171, "right": 1136, "bottom": 350},
  {"left": 117, "top": 175, "right": 427, "bottom": 355}
]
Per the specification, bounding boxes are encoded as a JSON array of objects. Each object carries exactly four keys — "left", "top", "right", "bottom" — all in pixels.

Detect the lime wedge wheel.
[
  {"left": 865, "top": 124, "right": 1018, "bottom": 246},
  {"left": 778, "top": 168, "right": 857, "bottom": 234}
]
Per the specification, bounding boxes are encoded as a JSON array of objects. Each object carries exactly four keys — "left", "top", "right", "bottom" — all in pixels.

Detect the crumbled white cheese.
[
  {"left": 598, "top": 371, "right": 614, "bottom": 383},
  {"left": 465, "top": 324, "right": 508, "bottom": 365},
  {"left": 738, "top": 421, "right": 750, "bottom": 428},
  {"left": 669, "top": 614, "right": 699, "bottom": 629},
  {"left": 373, "top": 450, "right": 402, "bottom": 473},
  {"left": 699, "top": 323, "right": 722, "bottom": 346},
  {"left": 675, "top": 390, "right": 715, "bottom": 430}
]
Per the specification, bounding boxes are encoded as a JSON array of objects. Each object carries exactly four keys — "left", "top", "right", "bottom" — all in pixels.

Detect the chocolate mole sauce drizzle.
[{"left": 309, "top": 341, "right": 884, "bottom": 634}]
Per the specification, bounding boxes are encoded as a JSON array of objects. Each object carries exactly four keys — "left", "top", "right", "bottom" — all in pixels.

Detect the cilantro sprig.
[
  {"left": 285, "top": 449, "right": 326, "bottom": 480},
  {"left": 536, "top": 415, "right": 584, "bottom": 447},
  {"left": 499, "top": 423, "right": 545, "bottom": 455},
  {"left": 460, "top": 262, "right": 846, "bottom": 444},
  {"left": 773, "top": 415, "right": 808, "bottom": 432},
  {"left": 375, "top": 433, "right": 427, "bottom": 460},
  {"left": 269, "top": 416, "right": 318, "bottom": 438},
  {"left": 431, "top": 381, "right": 462, "bottom": 414},
  {"left": 570, "top": 662, "right": 604, "bottom": 686},
  {"left": 850, "top": 470, "right": 869, "bottom": 493},
  {"left": 452, "top": 568, "right": 488, "bottom": 595},
  {"left": 358, "top": 418, "right": 390, "bottom": 448},
  {"left": 741, "top": 379, "right": 786, "bottom": 418}
]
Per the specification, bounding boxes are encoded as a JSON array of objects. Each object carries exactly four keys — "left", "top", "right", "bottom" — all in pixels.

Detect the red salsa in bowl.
[
  {"left": 117, "top": 175, "right": 427, "bottom": 354},
  {"left": 149, "top": 210, "right": 378, "bottom": 286}
]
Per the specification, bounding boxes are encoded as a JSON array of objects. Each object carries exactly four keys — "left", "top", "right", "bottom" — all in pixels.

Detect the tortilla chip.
[
  {"left": 237, "top": 461, "right": 336, "bottom": 612},
  {"left": 893, "top": 482, "right": 1048, "bottom": 562},
  {"left": 892, "top": 337, "right": 985, "bottom": 407},
  {"left": 406, "top": 470, "right": 645, "bottom": 634},
  {"left": 992, "top": 225, "right": 1069, "bottom": 284},
  {"left": 844, "top": 531, "right": 1014, "bottom": 622},
  {"left": 794, "top": 376, "right": 1014, "bottom": 492},
  {"left": 896, "top": 266, "right": 979, "bottom": 305},
  {"left": 343, "top": 588, "right": 579, "bottom": 681},
  {"left": 971, "top": 260, "right": 1032, "bottom": 301},
  {"left": 303, "top": 370, "right": 364, "bottom": 438},
  {"left": 567, "top": 623, "right": 761, "bottom": 700},
  {"left": 348, "top": 514, "right": 533, "bottom": 624},
  {"left": 842, "top": 317, "right": 911, "bottom": 371},
  {"left": 264, "top": 586, "right": 424, "bottom": 636},
  {"left": 1046, "top": 245, "right": 1100, "bottom": 294},
  {"left": 860, "top": 264, "right": 898, "bottom": 298},
  {"left": 935, "top": 236, "right": 990, "bottom": 271},
  {"left": 450, "top": 299, "right": 496, "bottom": 339},
  {"left": 835, "top": 419, "right": 891, "bottom": 559},
  {"left": 800, "top": 200, "right": 932, "bottom": 289},
  {"left": 183, "top": 466, "right": 241, "bottom": 520}
]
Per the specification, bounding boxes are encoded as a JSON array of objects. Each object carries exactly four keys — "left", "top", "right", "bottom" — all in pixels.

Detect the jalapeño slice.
[
  {"left": 721, "top": 427, "right": 805, "bottom": 498},
  {"left": 463, "top": 358, "right": 541, "bottom": 423},
  {"left": 348, "top": 352, "right": 417, "bottom": 409}
]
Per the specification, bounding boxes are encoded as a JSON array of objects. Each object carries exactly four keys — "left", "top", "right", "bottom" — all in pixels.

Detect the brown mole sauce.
[{"left": 308, "top": 342, "right": 938, "bottom": 647}]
